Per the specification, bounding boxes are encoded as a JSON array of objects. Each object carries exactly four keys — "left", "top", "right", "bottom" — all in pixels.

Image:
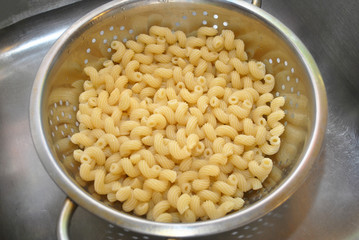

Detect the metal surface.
[
  {"left": 1, "top": 0, "right": 81, "bottom": 29},
  {"left": 0, "top": 0, "right": 358, "bottom": 240},
  {"left": 251, "top": 0, "right": 262, "bottom": 8},
  {"left": 58, "top": 199, "right": 77, "bottom": 240},
  {"left": 30, "top": 0, "right": 326, "bottom": 238}
]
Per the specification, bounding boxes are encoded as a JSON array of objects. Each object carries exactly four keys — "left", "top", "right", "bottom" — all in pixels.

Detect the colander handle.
[
  {"left": 251, "top": 0, "right": 262, "bottom": 7},
  {"left": 57, "top": 198, "right": 77, "bottom": 240}
]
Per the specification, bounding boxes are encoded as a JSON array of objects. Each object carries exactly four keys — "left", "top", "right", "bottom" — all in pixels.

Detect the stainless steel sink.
[{"left": 0, "top": 0, "right": 358, "bottom": 239}]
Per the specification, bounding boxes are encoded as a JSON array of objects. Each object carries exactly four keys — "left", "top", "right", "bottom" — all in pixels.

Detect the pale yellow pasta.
[
  {"left": 144, "top": 43, "right": 166, "bottom": 54},
  {"left": 186, "top": 134, "right": 199, "bottom": 150},
  {"left": 270, "top": 123, "right": 285, "bottom": 137},
  {"left": 71, "top": 132, "right": 96, "bottom": 147},
  {"left": 119, "top": 120, "right": 140, "bottom": 135},
  {"left": 175, "top": 102, "right": 189, "bottom": 125},
  {"left": 209, "top": 96, "right": 220, "bottom": 108},
  {"left": 247, "top": 177, "right": 262, "bottom": 190},
  {"left": 158, "top": 169, "right": 177, "bottom": 183},
  {"left": 176, "top": 194, "right": 191, "bottom": 214},
  {"left": 212, "top": 108, "right": 229, "bottom": 124},
  {"left": 120, "top": 158, "right": 140, "bottom": 177},
  {"left": 179, "top": 158, "right": 192, "bottom": 172},
  {"left": 208, "top": 153, "right": 227, "bottom": 165},
  {"left": 207, "top": 86, "right": 225, "bottom": 99},
  {"left": 133, "top": 188, "right": 152, "bottom": 202},
  {"left": 125, "top": 60, "right": 142, "bottom": 83},
  {"left": 229, "top": 58, "right": 249, "bottom": 75},
  {"left": 252, "top": 105, "right": 271, "bottom": 125},
  {"left": 83, "top": 146, "right": 106, "bottom": 165},
  {"left": 267, "top": 110, "right": 285, "bottom": 128},
  {"left": 143, "top": 73, "right": 162, "bottom": 88},
  {"left": 71, "top": 25, "right": 288, "bottom": 223},
  {"left": 129, "top": 108, "right": 150, "bottom": 121},
  {"left": 248, "top": 158, "right": 273, "bottom": 182},
  {"left": 213, "top": 181, "right": 236, "bottom": 195},
  {"left": 115, "top": 185, "right": 132, "bottom": 202},
  {"left": 168, "top": 45, "right": 186, "bottom": 58},
  {"left": 167, "top": 185, "right": 181, "bottom": 208},
  {"left": 154, "top": 67, "right": 173, "bottom": 79},
  {"left": 188, "top": 49, "right": 202, "bottom": 66},
  {"left": 256, "top": 92, "right": 274, "bottom": 106},
  {"left": 172, "top": 127, "right": 184, "bottom": 148},
  {"left": 242, "top": 118, "right": 256, "bottom": 136},
  {"left": 198, "top": 164, "right": 220, "bottom": 178},
  {"left": 212, "top": 138, "right": 226, "bottom": 154},
  {"left": 192, "top": 178, "right": 210, "bottom": 192},
  {"left": 185, "top": 116, "right": 198, "bottom": 136},
  {"left": 147, "top": 113, "right": 167, "bottom": 129},
  {"left": 187, "top": 36, "right": 206, "bottom": 48},
  {"left": 222, "top": 29, "right": 235, "bottom": 50},
  {"left": 248, "top": 60, "right": 266, "bottom": 80},
  {"left": 194, "top": 59, "right": 208, "bottom": 77},
  {"left": 255, "top": 125, "right": 267, "bottom": 145},
  {"left": 134, "top": 202, "right": 150, "bottom": 216},
  {"left": 141, "top": 135, "right": 154, "bottom": 146},
  {"left": 118, "top": 89, "right": 132, "bottom": 111},
  {"left": 189, "top": 107, "right": 205, "bottom": 126},
  {"left": 200, "top": 46, "right": 218, "bottom": 62},
  {"left": 197, "top": 26, "right": 218, "bottom": 37},
  {"left": 271, "top": 96, "right": 286, "bottom": 112},
  {"left": 222, "top": 142, "right": 234, "bottom": 157},
  {"left": 215, "top": 125, "right": 237, "bottom": 140},
  {"left": 97, "top": 91, "right": 116, "bottom": 114},
  {"left": 114, "top": 75, "right": 128, "bottom": 91},
  {"left": 121, "top": 49, "right": 135, "bottom": 68},
  {"left": 120, "top": 140, "right": 142, "bottom": 157},
  {"left": 228, "top": 114, "right": 243, "bottom": 132},
  {"left": 254, "top": 74, "right": 275, "bottom": 93},
  {"left": 197, "top": 95, "right": 209, "bottom": 113},
  {"left": 180, "top": 86, "right": 203, "bottom": 104},
  {"left": 150, "top": 26, "right": 177, "bottom": 44},
  {"left": 165, "top": 87, "right": 177, "bottom": 100},
  {"left": 202, "top": 123, "right": 217, "bottom": 141},
  {"left": 104, "top": 117, "right": 120, "bottom": 136},
  {"left": 153, "top": 133, "right": 169, "bottom": 155},
  {"left": 260, "top": 136, "right": 281, "bottom": 155},
  {"left": 122, "top": 191, "right": 138, "bottom": 212},
  {"left": 168, "top": 140, "right": 191, "bottom": 160},
  {"left": 215, "top": 60, "right": 234, "bottom": 74},
  {"left": 153, "top": 54, "right": 172, "bottom": 63},
  {"left": 182, "top": 63, "right": 195, "bottom": 75},
  {"left": 139, "top": 64, "right": 156, "bottom": 74},
  {"left": 110, "top": 41, "right": 126, "bottom": 63},
  {"left": 234, "top": 134, "right": 256, "bottom": 146},
  {"left": 198, "top": 190, "right": 221, "bottom": 203},
  {"left": 227, "top": 100, "right": 252, "bottom": 119},
  {"left": 144, "top": 178, "right": 168, "bottom": 192},
  {"left": 133, "top": 53, "right": 153, "bottom": 65}
]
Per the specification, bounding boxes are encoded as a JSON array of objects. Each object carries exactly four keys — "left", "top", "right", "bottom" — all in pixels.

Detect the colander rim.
[{"left": 29, "top": 0, "right": 327, "bottom": 237}]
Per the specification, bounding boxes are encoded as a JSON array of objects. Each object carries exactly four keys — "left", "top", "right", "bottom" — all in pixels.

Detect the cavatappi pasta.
[{"left": 71, "top": 26, "right": 286, "bottom": 222}]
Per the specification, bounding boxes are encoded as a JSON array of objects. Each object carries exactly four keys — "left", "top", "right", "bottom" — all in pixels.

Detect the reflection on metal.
[
  {"left": 251, "top": 0, "right": 262, "bottom": 8},
  {"left": 58, "top": 199, "right": 77, "bottom": 240}
]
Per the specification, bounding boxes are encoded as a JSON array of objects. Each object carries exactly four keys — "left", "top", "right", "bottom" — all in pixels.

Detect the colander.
[{"left": 29, "top": 0, "right": 327, "bottom": 239}]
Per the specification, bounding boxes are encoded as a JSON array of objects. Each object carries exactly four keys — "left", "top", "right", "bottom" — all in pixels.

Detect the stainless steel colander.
[{"left": 29, "top": 0, "right": 327, "bottom": 239}]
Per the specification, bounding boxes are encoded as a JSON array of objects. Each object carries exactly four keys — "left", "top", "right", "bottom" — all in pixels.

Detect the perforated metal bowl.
[{"left": 30, "top": 0, "right": 327, "bottom": 239}]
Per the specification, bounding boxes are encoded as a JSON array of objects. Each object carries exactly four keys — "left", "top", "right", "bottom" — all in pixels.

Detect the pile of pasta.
[{"left": 71, "top": 26, "right": 286, "bottom": 223}]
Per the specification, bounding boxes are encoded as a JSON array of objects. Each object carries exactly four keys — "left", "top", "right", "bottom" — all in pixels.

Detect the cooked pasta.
[{"left": 71, "top": 26, "right": 287, "bottom": 223}]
